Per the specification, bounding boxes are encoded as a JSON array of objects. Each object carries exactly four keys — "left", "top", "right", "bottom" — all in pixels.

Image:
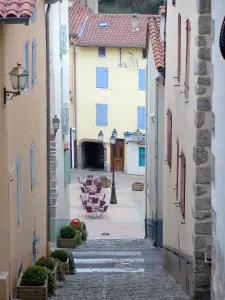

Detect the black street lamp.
[{"left": 98, "top": 130, "right": 118, "bottom": 204}]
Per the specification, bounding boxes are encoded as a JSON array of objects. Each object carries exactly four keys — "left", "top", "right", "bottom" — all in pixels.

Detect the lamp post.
[
  {"left": 98, "top": 130, "right": 118, "bottom": 204},
  {"left": 52, "top": 115, "right": 60, "bottom": 134}
]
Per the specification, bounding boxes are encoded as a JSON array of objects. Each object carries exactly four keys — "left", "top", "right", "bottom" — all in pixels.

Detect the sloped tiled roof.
[
  {"left": 147, "top": 16, "right": 164, "bottom": 70},
  {"left": 74, "top": 13, "right": 155, "bottom": 48},
  {"left": 69, "top": 0, "right": 89, "bottom": 37},
  {"left": 0, "top": 0, "right": 35, "bottom": 18}
]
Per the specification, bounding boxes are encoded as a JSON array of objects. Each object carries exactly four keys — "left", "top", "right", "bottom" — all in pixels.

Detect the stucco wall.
[
  {"left": 74, "top": 46, "right": 146, "bottom": 169},
  {"left": 126, "top": 142, "right": 145, "bottom": 175},
  {"left": 2, "top": 0, "right": 47, "bottom": 293},
  {"left": 69, "top": 45, "right": 75, "bottom": 128},
  {"left": 211, "top": 1, "right": 225, "bottom": 299}
]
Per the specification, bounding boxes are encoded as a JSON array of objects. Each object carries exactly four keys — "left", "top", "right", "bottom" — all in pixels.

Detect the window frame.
[
  {"left": 167, "top": 108, "right": 172, "bottom": 169},
  {"left": 184, "top": 19, "right": 191, "bottom": 98},
  {"left": 142, "top": 49, "right": 147, "bottom": 59},
  {"left": 96, "top": 67, "right": 108, "bottom": 89},
  {"left": 180, "top": 152, "right": 186, "bottom": 219},
  {"left": 96, "top": 103, "right": 108, "bottom": 127},
  {"left": 98, "top": 47, "right": 106, "bottom": 57}
]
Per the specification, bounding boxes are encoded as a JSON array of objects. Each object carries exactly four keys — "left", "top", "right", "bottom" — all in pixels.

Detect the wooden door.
[{"left": 111, "top": 143, "right": 124, "bottom": 172}]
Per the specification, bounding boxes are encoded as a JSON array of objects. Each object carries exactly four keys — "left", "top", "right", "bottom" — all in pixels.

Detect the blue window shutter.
[
  {"left": 24, "top": 42, "right": 29, "bottom": 92},
  {"left": 139, "top": 147, "right": 146, "bottom": 167},
  {"left": 31, "top": 1, "right": 37, "bottom": 22},
  {"left": 17, "top": 156, "right": 22, "bottom": 225},
  {"left": 32, "top": 39, "right": 36, "bottom": 86},
  {"left": 64, "top": 150, "right": 71, "bottom": 186},
  {"left": 137, "top": 106, "right": 146, "bottom": 129},
  {"left": 138, "top": 69, "right": 146, "bottom": 91},
  {"left": 96, "top": 67, "right": 108, "bottom": 89},
  {"left": 30, "top": 143, "right": 35, "bottom": 191},
  {"left": 96, "top": 104, "right": 108, "bottom": 126}
]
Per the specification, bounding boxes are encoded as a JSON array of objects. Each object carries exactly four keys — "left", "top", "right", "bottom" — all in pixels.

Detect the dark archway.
[{"left": 82, "top": 141, "right": 104, "bottom": 170}]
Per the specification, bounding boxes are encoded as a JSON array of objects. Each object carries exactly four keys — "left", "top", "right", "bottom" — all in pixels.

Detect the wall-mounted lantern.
[
  {"left": 4, "top": 63, "right": 28, "bottom": 105},
  {"left": 52, "top": 115, "right": 60, "bottom": 134},
  {"left": 124, "top": 131, "right": 130, "bottom": 144},
  {"left": 98, "top": 130, "right": 104, "bottom": 142},
  {"left": 134, "top": 129, "right": 143, "bottom": 144}
]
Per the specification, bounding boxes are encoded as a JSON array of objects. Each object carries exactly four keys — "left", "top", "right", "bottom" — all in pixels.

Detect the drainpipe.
[
  {"left": 46, "top": 4, "right": 51, "bottom": 256},
  {"left": 154, "top": 77, "right": 159, "bottom": 247},
  {"left": 73, "top": 46, "right": 77, "bottom": 167},
  {"left": 144, "top": 64, "right": 148, "bottom": 239}
]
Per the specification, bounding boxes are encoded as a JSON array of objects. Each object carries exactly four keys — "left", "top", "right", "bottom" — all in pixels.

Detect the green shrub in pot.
[
  {"left": 45, "top": 268, "right": 56, "bottom": 297},
  {"left": 60, "top": 225, "right": 76, "bottom": 239},
  {"left": 100, "top": 175, "right": 108, "bottom": 181},
  {"left": 36, "top": 256, "right": 57, "bottom": 271},
  {"left": 50, "top": 249, "right": 68, "bottom": 263},
  {"left": 21, "top": 265, "right": 47, "bottom": 286}
]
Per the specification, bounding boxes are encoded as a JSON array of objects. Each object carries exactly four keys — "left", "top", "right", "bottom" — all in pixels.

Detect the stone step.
[{"left": 76, "top": 268, "right": 145, "bottom": 274}]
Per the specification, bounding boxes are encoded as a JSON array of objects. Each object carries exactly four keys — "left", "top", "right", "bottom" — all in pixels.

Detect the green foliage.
[
  {"left": 100, "top": 175, "right": 108, "bottom": 181},
  {"left": 21, "top": 265, "right": 47, "bottom": 286},
  {"left": 133, "top": 0, "right": 164, "bottom": 14},
  {"left": 55, "top": 260, "right": 66, "bottom": 282},
  {"left": 75, "top": 230, "right": 82, "bottom": 246},
  {"left": 45, "top": 268, "right": 56, "bottom": 297},
  {"left": 67, "top": 251, "right": 76, "bottom": 275},
  {"left": 36, "top": 257, "right": 57, "bottom": 271},
  {"left": 60, "top": 225, "right": 76, "bottom": 239},
  {"left": 51, "top": 249, "right": 68, "bottom": 263},
  {"left": 81, "top": 228, "right": 88, "bottom": 242},
  {"left": 80, "top": 221, "right": 87, "bottom": 231}
]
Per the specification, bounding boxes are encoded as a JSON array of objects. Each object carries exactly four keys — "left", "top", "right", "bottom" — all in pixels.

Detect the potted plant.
[
  {"left": 36, "top": 257, "right": 58, "bottom": 282},
  {"left": 17, "top": 265, "right": 48, "bottom": 300},
  {"left": 70, "top": 219, "right": 88, "bottom": 244},
  {"left": 50, "top": 249, "right": 76, "bottom": 275},
  {"left": 58, "top": 224, "right": 76, "bottom": 248},
  {"left": 80, "top": 221, "right": 88, "bottom": 242},
  {"left": 100, "top": 175, "right": 111, "bottom": 188},
  {"left": 132, "top": 182, "right": 144, "bottom": 191}
]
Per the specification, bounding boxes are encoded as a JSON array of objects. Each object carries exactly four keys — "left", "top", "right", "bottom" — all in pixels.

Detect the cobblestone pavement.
[{"left": 53, "top": 239, "right": 190, "bottom": 300}]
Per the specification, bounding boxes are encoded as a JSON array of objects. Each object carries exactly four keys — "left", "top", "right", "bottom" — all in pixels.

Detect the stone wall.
[
  {"left": 50, "top": 134, "right": 58, "bottom": 221},
  {"left": 192, "top": 0, "right": 212, "bottom": 298}
]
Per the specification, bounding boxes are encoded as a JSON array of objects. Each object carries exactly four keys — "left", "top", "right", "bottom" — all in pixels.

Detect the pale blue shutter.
[
  {"left": 32, "top": 39, "right": 36, "bottom": 86},
  {"left": 96, "top": 104, "right": 108, "bottom": 126},
  {"left": 30, "top": 143, "right": 35, "bottom": 191},
  {"left": 96, "top": 104, "right": 102, "bottom": 126},
  {"left": 64, "top": 150, "right": 71, "bottom": 186},
  {"left": 24, "top": 42, "right": 29, "bottom": 92},
  {"left": 102, "top": 104, "right": 108, "bottom": 126},
  {"left": 138, "top": 69, "right": 146, "bottom": 91},
  {"left": 137, "top": 106, "right": 146, "bottom": 129},
  {"left": 17, "top": 156, "right": 22, "bottom": 225},
  {"left": 96, "top": 67, "right": 108, "bottom": 89},
  {"left": 31, "top": 1, "right": 36, "bottom": 22}
]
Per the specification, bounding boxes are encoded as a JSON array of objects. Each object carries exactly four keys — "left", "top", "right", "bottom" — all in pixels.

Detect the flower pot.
[
  {"left": 58, "top": 238, "right": 76, "bottom": 249},
  {"left": 61, "top": 257, "right": 69, "bottom": 275},
  {"left": 102, "top": 179, "right": 111, "bottom": 188},
  {"left": 132, "top": 182, "right": 144, "bottom": 191},
  {"left": 17, "top": 274, "right": 48, "bottom": 300}
]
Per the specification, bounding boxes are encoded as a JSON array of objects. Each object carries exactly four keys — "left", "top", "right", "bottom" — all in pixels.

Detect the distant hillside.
[{"left": 99, "top": 0, "right": 164, "bottom": 14}]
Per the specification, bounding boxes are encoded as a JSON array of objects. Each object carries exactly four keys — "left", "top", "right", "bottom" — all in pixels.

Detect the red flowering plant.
[{"left": 70, "top": 219, "right": 81, "bottom": 230}]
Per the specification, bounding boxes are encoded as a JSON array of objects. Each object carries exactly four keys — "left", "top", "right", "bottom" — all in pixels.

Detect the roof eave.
[
  {"left": 0, "top": 16, "right": 30, "bottom": 25},
  {"left": 74, "top": 43, "right": 144, "bottom": 48}
]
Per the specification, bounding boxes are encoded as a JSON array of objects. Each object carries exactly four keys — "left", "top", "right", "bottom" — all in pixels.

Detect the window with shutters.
[
  {"left": 184, "top": 19, "right": 191, "bottom": 98},
  {"left": 138, "top": 69, "right": 146, "bottom": 90},
  {"left": 96, "top": 67, "right": 108, "bottom": 89},
  {"left": 167, "top": 109, "right": 172, "bottom": 169},
  {"left": 180, "top": 152, "right": 186, "bottom": 219},
  {"left": 31, "top": 0, "right": 36, "bottom": 22},
  {"left": 24, "top": 42, "right": 29, "bottom": 93},
  {"left": 30, "top": 143, "right": 35, "bottom": 191},
  {"left": 137, "top": 106, "right": 146, "bottom": 130},
  {"left": 177, "top": 14, "right": 181, "bottom": 82},
  {"left": 17, "top": 156, "right": 22, "bottom": 225},
  {"left": 32, "top": 38, "right": 37, "bottom": 86},
  {"left": 98, "top": 47, "right": 106, "bottom": 57},
  {"left": 96, "top": 104, "right": 108, "bottom": 126},
  {"left": 176, "top": 138, "right": 179, "bottom": 200}
]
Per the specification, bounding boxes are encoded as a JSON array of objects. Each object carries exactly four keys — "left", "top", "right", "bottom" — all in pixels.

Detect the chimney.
[
  {"left": 80, "top": 0, "right": 85, "bottom": 7},
  {"left": 87, "top": 0, "right": 98, "bottom": 13},
  {"left": 159, "top": 6, "right": 165, "bottom": 40},
  {"left": 132, "top": 14, "right": 140, "bottom": 31}
]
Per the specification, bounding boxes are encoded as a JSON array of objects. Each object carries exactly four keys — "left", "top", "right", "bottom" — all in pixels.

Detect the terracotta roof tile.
[
  {"left": 147, "top": 17, "right": 164, "bottom": 70},
  {"left": 69, "top": 0, "right": 89, "bottom": 37},
  {"left": 0, "top": 0, "right": 35, "bottom": 18}
]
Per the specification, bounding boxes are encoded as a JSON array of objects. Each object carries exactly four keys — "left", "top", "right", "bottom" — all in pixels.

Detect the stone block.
[
  {"left": 198, "top": 47, "right": 211, "bottom": 60},
  {"left": 197, "top": 129, "right": 211, "bottom": 147},
  {"left": 195, "top": 250, "right": 205, "bottom": 260},
  {"left": 195, "top": 84, "right": 206, "bottom": 95},
  {"left": 195, "top": 221, "right": 212, "bottom": 235},
  {"left": 195, "top": 60, "right": 207, "bottom": 76},
  {"left": 198, "top": 16, "right": 211, "bottom": 34},
  {"left": 195, "top": 274, "right": 210, "bottom": 288},
  {"left": 195, "top": 260, "right": 209, "bottom": 274},
  {"left": 195, "top": 197, "right": 211, "bottom": 210},
  {"left": 195, "top": 111, "right": 205, "bottom": 128},
  {"left": 195, "top": 35, "right": 207, "bottom": 47},
  {"left": 197, "top": 76, "right": 211, "bottom": 85},
  {"left": 197, "top": 97, "right": 211, "bottom": 111},
  {"left": 193, "top": 184, "right": 208, "bottom": 196},
  {"left": 196, "top": 0, "right": 211, "bottom": 14},
  {"left": 193, "top": 234, "right": 206, "bottom": 249},
  {"left": 192, "top": 206, "right": 211, "bottom": 220},
  {"left": 50, "top": 161, "right": 57, "bottom": 172},
  {"left": 212, "top": 112, "right": 215, "bottom": 137},
  {"left": 193, "top": 146, "right": 208, "bottom": 165}
]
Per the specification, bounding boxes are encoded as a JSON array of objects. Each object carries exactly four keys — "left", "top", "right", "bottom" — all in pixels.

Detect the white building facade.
[{"left": 48, "top": 0, "right": 71, "bottom": 244}]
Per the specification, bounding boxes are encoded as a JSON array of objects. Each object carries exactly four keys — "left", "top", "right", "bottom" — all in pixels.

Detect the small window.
[
  {"left": 176, "top": 138, "right": 179, "bottom": 200},
  {"left": 167, "top": 108, "right": 172, "bottom": 169},
  {"left": 142, "top": 49, "right": 147, "bottom": 59},
  {"left": 172, "top": 0, "right": 176, "bottom": 6},
  {"left": 180, "top": 152, "right": 186, "bottom": 219},
  {"left": 184, "top": 19, "right": 191, "bottom": 98},
  {"left": 98, "top": 47, "right": 106, "bottom": 57}
]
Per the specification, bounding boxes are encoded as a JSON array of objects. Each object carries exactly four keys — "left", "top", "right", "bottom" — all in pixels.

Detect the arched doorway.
[{"left": 81, "top": 140, "right": 105, "bottom": 170}]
